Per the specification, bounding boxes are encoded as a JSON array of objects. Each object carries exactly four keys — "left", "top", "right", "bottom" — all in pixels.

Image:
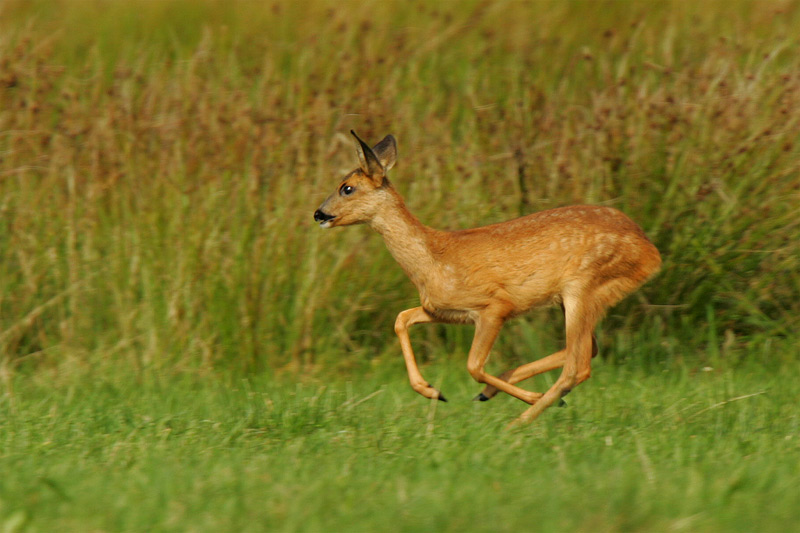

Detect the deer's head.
[{"left": 313, "top": 131, "right": 397, "bottom": 228}]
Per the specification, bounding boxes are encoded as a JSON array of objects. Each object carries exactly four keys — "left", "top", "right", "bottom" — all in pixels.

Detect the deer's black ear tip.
[{"left": 350, "top": 129, "right": 358, "bottom": 137}]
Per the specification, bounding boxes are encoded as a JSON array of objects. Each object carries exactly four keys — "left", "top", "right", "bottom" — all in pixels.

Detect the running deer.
[{"left": 313, "top": 131, "right": 661, "bottom": 426}]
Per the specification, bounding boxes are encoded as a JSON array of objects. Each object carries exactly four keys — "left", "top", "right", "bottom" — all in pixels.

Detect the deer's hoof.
[{"left": 473, "top": 393, "right": 490, "bottom": 402}]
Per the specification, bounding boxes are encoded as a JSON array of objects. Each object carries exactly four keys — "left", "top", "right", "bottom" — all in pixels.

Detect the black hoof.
[
  {"left": 473, "top": 393, "right": 490, "bottom": 402},
  {"left": 437, "top": 392, "right": 448, "bottom": 402},
  {"left": 557, "top": 398, "right": 567, "bottom": 407}
]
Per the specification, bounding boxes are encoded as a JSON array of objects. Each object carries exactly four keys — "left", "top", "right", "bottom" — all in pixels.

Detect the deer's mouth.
[{"left": 313, "top": 209, "right": 336, "bottom": 228}]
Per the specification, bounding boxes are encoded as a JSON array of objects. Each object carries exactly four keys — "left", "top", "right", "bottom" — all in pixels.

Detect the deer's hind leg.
[{"left": 508, "top": 294, "right": 599, "bottom": 426}]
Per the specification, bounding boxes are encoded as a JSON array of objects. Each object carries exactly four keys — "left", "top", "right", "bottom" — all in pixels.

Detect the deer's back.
[{"left": 426, "top": 205, "right": 661, "bottom": 315}]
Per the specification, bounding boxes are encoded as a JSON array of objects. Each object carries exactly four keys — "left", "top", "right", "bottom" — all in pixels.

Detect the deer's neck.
[{"left": 369, "top": 192, "right": 440, "bottom": 288}]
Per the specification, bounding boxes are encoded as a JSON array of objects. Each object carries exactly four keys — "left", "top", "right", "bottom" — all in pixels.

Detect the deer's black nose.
[{"left": 314, "top": 209, "right": 334, "bottom": 222}]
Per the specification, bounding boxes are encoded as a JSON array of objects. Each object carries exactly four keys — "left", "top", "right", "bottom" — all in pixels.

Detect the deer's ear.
[
  {"left": 372, "top": 135, "right": 397, "bottom": 171},
  {"left": 351, "top": 130, "right": 385, "bottom": 180}
]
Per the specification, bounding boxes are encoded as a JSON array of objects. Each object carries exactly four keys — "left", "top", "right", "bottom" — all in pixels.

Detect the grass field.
[
  {"left": 1, "top": 0, "right": 800, "bottom": 531},
  {"left": 3, "top": 357, "right": 800, "bottom": 532}
]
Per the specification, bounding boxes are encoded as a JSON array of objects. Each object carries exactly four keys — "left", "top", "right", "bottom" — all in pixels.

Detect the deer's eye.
[{"left": 340, "top": 184, "right": 355, "bottom": 196}]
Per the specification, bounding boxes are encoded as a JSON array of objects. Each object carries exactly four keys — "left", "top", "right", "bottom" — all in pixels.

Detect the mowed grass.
[
  {"left": 1, "top": 0, "right": 799, "bottom": 372},
  {"left": 2, "top": 353, "right": 800, "bottom": 532}
]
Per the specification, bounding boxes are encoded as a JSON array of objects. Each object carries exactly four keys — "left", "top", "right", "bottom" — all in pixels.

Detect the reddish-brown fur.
[{"left": 314, "top": 131, "right": 661, "bottom": 426}]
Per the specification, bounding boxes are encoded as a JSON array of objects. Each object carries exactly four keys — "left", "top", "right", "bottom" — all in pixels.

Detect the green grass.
[
  {"left": 1, "top": 0, "right": 799, "bottom": 373},
  {"left": 2, "top": 351, "right": 799, "bottom": 532},
  {"left": 1, "top": 0, "right": 800, "bottom": 531}
]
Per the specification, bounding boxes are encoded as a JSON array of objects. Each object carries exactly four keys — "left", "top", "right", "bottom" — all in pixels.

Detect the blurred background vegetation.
[{"left": 1, "top": 0, "right": 798, "bottom": 382}]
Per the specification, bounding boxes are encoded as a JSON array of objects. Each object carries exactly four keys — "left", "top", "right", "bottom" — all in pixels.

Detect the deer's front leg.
[
  {"left": 394, "top": 307, "right": 447, "bottom": 402},
  {"left": 477, "top": 334, "right": 597, "bottom": 401},
  {"left": 466, "top": 313, "right": 543, "bottom": 405}
]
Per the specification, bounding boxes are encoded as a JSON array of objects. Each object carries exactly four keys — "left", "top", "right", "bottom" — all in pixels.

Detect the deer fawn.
[{"left": 314, "top": 131, "right": 661, "bottom": 426}]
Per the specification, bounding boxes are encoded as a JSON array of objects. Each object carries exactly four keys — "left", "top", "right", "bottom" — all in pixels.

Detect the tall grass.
[{"left": 0, "top": 0, "right": 799, "bottom": 378}]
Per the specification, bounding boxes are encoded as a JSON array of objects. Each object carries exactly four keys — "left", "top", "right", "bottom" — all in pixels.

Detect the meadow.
[{"left": 1, "top": 1, "right": 799, "bottom": 531}]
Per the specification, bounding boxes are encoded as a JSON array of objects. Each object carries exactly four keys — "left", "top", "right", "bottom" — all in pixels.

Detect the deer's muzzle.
[{"left": 314, "top": 209, "right": 335, "bottom": 225}]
